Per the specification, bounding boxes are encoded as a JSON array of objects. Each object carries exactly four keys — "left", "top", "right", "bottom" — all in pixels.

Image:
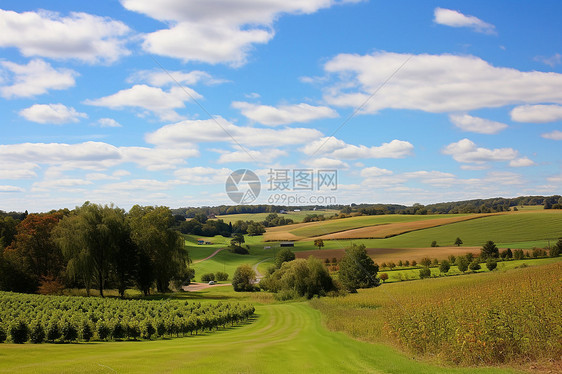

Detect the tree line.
[{"left": 0, "top": 202, "right": 190, "bottom": 297}]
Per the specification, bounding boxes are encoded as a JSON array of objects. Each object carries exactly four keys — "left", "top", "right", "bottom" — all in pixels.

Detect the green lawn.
[{"left": 0, "top": 301, "right": 519, "bottom": 374}]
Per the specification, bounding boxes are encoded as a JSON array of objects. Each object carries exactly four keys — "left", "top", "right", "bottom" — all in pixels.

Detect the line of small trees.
[{"left": 0, "top": 202, "right": 191, "bottom": 297}]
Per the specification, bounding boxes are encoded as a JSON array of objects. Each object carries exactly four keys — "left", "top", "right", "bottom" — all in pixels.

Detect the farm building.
[
  {"left": 197, "top": 239, "right": 205, "bottom": 245},
  {"left": 280, "top": 241, "right": 294, "bottom": 247}
]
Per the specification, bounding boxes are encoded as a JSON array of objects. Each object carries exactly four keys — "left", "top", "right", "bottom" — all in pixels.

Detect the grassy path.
[{"left": 0, "top": 303, "right": 519, "bottom": 374}]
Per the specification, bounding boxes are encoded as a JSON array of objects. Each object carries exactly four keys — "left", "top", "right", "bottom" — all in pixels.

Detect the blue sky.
[{"left": 0, "top": 0, "right": 561, "bottom": 212}]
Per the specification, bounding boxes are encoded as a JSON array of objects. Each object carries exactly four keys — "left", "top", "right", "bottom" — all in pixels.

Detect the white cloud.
[
  {"left": 509, "top": 157, "right": 535, "bottom": 167},
  {"left": 360, "top": 166, "right": 393, "bottom": 177},
  {"left": 301, "top": 137, "right": 413, "bottom": 159},
  {"left": 304, "top": 157, "right": 349, "bottom": 169},
  {"left": 534, "top": 53, "right": 561, "bottom": 67},
  {"left": 0, "top": 162, "right": 38, "bottom": 179},
  {"left": 85, "top": 84, "right": 201, "bottom": 121},
  {"left": 32, "top": 178, "right": 92, "bottom": 192},
  {"left": 19, "top": 104, "right": 87, "bottom": 124},
  {"left": 0, "top": 141, "right": 199, "bottom": 172},
  {"left": 145, "top": 117, "right": 323, "bottom": 147},
  {"left": 0, "top": 59, "right": 76, "bottom": 98},
  {"left": 121, "top": 0, "right": 358, "bottom": 65},
  {"left": 433, "top": 7, "right": 495, "bottom": 34},
  {"left": 129, "top": 69, "right": 226, "bottom": 87},
  {"left": 510, "top": 105, "right": 562, "bottom": 123},
  {"left": 174, "top": 167, "right": 232, "bottom": 185},
  {"left": 442, "top": 138, "right": 519, "bottom": 164},
  {"left": 547, "top": 174, "right": 562, "bottom": 183},
  {"left": 542, "top": 130, "right": 562, "bottom": 140},
  {"left": 323, "top": 51, "right": 562, "bottom": 114},
  {"left": 0, "top": 9, "right": 130, "bottom": 64},
  {"left": 97, "top": 118, "right": 122, "bottom": 128},
  {"left": 0, "top": 185, "right": 24, "bottom": 193},
  {"left": 232, "top": 102, "right": 338, "bottom": 126},
  {"left": 217, "top": 148, "right": 287, "bottom": 164},
  {"left": 96, "top": 179, "right": 173, "bottom": 192},
  {"left": 449, "top": 113, "right": 508, "bottom": 134}
]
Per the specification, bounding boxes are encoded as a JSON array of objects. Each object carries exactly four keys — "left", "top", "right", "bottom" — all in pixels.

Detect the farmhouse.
[{"left": 280, "top": 241, "right": 294, "bottom": 247}]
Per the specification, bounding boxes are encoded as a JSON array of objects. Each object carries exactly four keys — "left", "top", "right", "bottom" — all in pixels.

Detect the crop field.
[
  {"left": 0, "top": 299, "right": 519, "bottom": 374},
  {"left": 311, "top": 261, "right": 562, "bottom": 368},
  {"left": 264, "top": 214, "right": 476, "bottom": 241}
]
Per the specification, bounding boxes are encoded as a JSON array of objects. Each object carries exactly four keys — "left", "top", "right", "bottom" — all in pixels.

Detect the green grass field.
[{"left": 0, "top": 300, "right": 520, "bottom": 374}]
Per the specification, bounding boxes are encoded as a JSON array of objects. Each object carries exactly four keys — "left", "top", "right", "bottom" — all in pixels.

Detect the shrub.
[
  {"left": 111, "top": 321, "right": 125, "bottom": 340},
  {"left": 420, "top": 257, "right": 432, "bottom": 267},
  {"left": 379, "top": 273, "right": 389, "bottom": 282},
  {"left": 469, "top": 261, "right": 481, "bottom": 272},
  {"left": 80, "top": 321, "right": 93, "bottom": 342},
  {"left": 141, "top": 320, "right": 155, "bottom": 340},
  {"left": 46, "top": 321, "right": 61, "bottom": 342},
  {"left": 532, "top": 247, "right": 546, "bottom": 258},
  {"left": 274, "top": 248, "right": 295, "bottom": 269},
  {"left": 430, "top": 241, "right": 438, "bottom": 247},
  {"left": 96, "top": 321, "right": 110, "bottom": 341},
  {"left": 419, "top": 267, "right": 431, "bottom": 279},
  {"left": 432, "top": 258, "right": 439, "bottom": 266},
  {"left": 456, "top": 257, "right": 468, "bottom": 273},
  {"left": 486, "top": 258, "right": 497, "bottom": 271},
  {"left": 201, "top": 273, "right": 215, "bottom": 282},
  {"left": 549, "top": 241, "right": 561, "bottom": 257},
  {"left": 411, "top": 260, "right": 417, "bottom": 267},
  {"left": 448, "top": 255, "right": 456, "bottom": 264},
  {"left": 0, "top": 325, "right": 6, "bottom": 343},
  {"left": 61, "top": 320, "right": 78, "bottom": 342},
  {"left": 229, "top": 245, "right": 249, "bottom": 255},
  {"left": 215, "top": 271, "right": 229, "bottom": 282},
  {"left": 439, "top": 260, "right": 450, "bottom": 274},
  {"left": 513, "top": 249, "right": 525, "bottom": 260},
  {"left": 9, "top": 320, "right": 29, "bottom": 344},
  {"left": 29, "top": 322, "right": 45, "bottom": 344}
]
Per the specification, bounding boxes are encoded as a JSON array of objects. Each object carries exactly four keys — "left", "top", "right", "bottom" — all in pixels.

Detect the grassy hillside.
[{"left": 0, "top": 300, "right": 519, "bottom": 374}]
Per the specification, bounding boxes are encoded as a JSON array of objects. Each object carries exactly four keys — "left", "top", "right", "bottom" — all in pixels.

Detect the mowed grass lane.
[{"left": 0, "top": 302, "right": 519, "bottom": 374}]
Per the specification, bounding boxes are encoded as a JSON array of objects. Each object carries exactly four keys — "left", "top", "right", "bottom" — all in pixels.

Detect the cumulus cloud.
[
  {"left": 433, "top": 7, "right": 495, "bottom": 34},
  {"left": 31, "top": 178, "right": 92, "bottom": 192},
  {"left": 0, "top": 59, "right": 77, "bottom": 98},
  {"left": 0, "top": 141, "right": 199, "bottom": 172},
  {"left": 509, "top": 157, "right": 535, "bottom": 167},
  {"left": 19, "top": 104, "right": 87, "bottom": 124},
  {"left": 0, "top": 162, "right": 38, "bottom": 179},
  {"left": 232, "top": 102, "right": 338, "bottom": 126},
  {"left": 304, "top": 157, "right": 349, "bottom": 169},
  {"left": 449, "top": 114, "right": 508, "bottom": 134},
  {"left": 510, "top": 104, "right": 562, "bottom": 123},
  {"left": 97, "top": 118, "right": 122, "bottom": 128},
  {"left": 0, "top": 9, "right": 130, "bottom": 64},
  {"left": 174, "top": 166, "right": 232, "bottom": 185},
  {"left": 302, "top": 137, "right": 413, "bottom": 160},
  {"left": 217, "top": 148, "right": 287, "bottom": 163},
  {"left": 360, "top": 166, "right": 393, "bottom": 177},
  {"left": 534, "top": 53, "right": 561, "bottom": 67},
  {"left": 322, "top": 51, "right": 562, "bottom": 114},
  {"left": 442, "top": 138, "right": 519, "bottom": 164},
  {"left": 145, "top": 117, "right": 323, "bottom": 147},
  {"left": 85, "top": 84, "right": 201, "bottom": 121},
  {"left": 541, "top": 130, "right": 562, "bottom": 140},
  {"left": 0, "top": 185, "right": 24, "bottom": 192},
  {"left": 121, "top": 0, "right": 358, "bottom": 65},
  {"left": 128, "top": 69, "right": 226, "bottom": 87}
]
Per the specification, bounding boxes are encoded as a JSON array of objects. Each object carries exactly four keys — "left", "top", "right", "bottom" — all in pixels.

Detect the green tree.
[
  {"left": 246, "top": 222, "right": 265, "bottom": 236},
  {"left": 419, "top": 267, "right": 431, "bottom": 279},
  {"left": 486, "top": 258, "right": 498, "bottom": 271},
  {"left": 274, "top": 247, "right": 295, "bottom": 269},
  {"left": 9, "top": 320, "right": 29, "bottom": 343},
  {"left": 469, "top": 261, "right": 481, "bottom": 272},
  {"left": 230, "top": 233, "right": 245, "bottom": 247},
  {"left": 232, "top": 264, "right": 256, "bottom": 292},
  {"left": 420, "top": 257, "right": 432, "bottom": 267},
  {"left": 456, "top": 256, "right": 468, "bottom": 273},
  {"left": 201, "top": 273, "right": 215, "bottom": 282},
  {"left": 314, "top": 239, "right": 325, "bottom": 250},
  {"left": 129, "top": 205, "right": 190, "bottom": 294},
  {"left": 430, "top": 240, "right": 438, "bottom": 247},
  {"left": 454, "top": 237, "right": 463, "bottom": 246},
  {"left": 480, "top": 240, "right": 499, "bottom": 259},
  {"left": 439, "top": 260, "right": 450, "bottom": 274},
  {"left": 338, "top": 244, "right": 379, "bottom": 292},
  {"left": 549, "top": 239, "right": 561, "bottom": 257},
  {"left": 215, "top": 271, "right": 229, "bottom": 281}
]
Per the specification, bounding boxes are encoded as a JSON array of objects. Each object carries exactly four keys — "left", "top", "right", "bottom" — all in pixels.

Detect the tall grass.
[{"left": 312, "top": 262, "right": 562, "bottom": 366}]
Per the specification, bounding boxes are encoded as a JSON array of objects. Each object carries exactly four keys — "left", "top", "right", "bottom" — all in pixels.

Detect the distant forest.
[{"left": 167, "top": 195, "right": 562, "bottom": 218}]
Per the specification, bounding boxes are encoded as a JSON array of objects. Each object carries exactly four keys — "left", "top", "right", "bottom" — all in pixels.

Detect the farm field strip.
[{"left": 0, "top": 302, "right": 518, "bottom": 374}]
